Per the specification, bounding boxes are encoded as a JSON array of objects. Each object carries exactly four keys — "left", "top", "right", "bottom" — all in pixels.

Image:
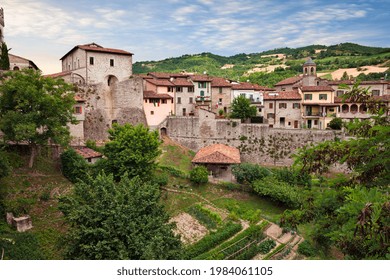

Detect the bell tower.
[
  {"left": 0, "top": 8, "right": 4, "bottom": 44},
  {"left": 302, "top": 57, "right": 317, "bottom": 86}
]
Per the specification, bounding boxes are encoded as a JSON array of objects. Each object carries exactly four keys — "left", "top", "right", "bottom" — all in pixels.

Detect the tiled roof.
[
  {"left": 192, "top": 144, "right": 241, "bottom": 164},
  {"left": 143, "top": 91, "right": 173, "bottom": 99},
  {"left": 60, "top": 43, "right": 133, "bottom": 60},
  {"left": 74, "top": 95, "right": 86, "bottom": 102},
  {"left": 301, "top": 86, "right": 334, "bottom": 92},
  {"left": 190, "top": 74, "right": 213, "bottom": 82},
  {"left": 275, "top": 76, "right": 302, "bottom": 86},
  {"left": 231, "top": 82, "right": 263, "bottom": 90},
  {"left": 303, "top": 57, "right": 315, "bottom": 65},
  {"left": 171, "top": 78, "right": 194, "bottom": 86},
  {"left": 334, "top": 94, "right": 390, "bottom": 103},
  {"left": 328, "top": 80, "right": 389, "bottom": 86},
  {"left": 145, "top": 78, "right": 174, "bottom": 86},
  {"left": 264, "top": 90, "right": 301, "bottom": 100},
  {"left": 148, "top": 72, "right": 174, "bottom": 79},
  {"left": 74, "top": 147, "right": 102, "bottom": 159},
  {"left": 211, "top": 77, "right": 232, "bottom": 87},
  {"left": 44, "top": 71, "right": 72, "bottom": 78}
]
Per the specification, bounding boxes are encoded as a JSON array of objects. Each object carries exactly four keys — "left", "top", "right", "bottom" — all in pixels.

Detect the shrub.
[
  {"left": 187, "top": 204, "right": 222, "bottom": 229},
  {"left": 185, "top": 222, "right": 242, "bottom": 259},
  {"left": 272, "top": 167, "right": 312, "bottom": 187},
  {"left": 329, "top": 117, "right": 343, "bottom": 130},
  {"left": 297, "top": 240, "right": 316, "bottom": 257},
  {"left": 0, "top": 233, "right": 46, "bottom": 260},
  {"left": 232, "top": 163, "right": 271, "bottom": 184},
  {"left": 0, "top": 149, "right": 11, "bottom": 179},
  {"left": 152, "top": 172, "right": 169, "bottom": 186},
  {"left": 189, "top": 166, "right": 209, "bottom": 185},
  {"left": 60, "top": 149, "right": 89, "bottom": 183},
  {"left": 258, "top": 239, "right": 276, "bottom": 254}
]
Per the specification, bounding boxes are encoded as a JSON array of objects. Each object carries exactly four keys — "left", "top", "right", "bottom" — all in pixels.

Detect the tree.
[
  {"left": 0, "top": 42, "right": 10, "bottom": 70},
  {"left": 60, "top": 148, "right": 89, "bottom": 183},
  {"left": 341, "top": 71, "right": 350, "bottom": 80},
  {"left": 59, "top": 172, "right": 182, "bottom": 260},
  {"left": 0, "top": 148, "right": 10, "bottom": 179},
  {"left": 328, "top": 117, "right": 343, "bottom": 130},
  {"left": 103, "top": 123, "right": 161, "bottom": 180},
  {"left": 232, "top": 163, "right": 271, "bottom": 184},
  {"left": 0, "top": 69, "right": 76, "bottom": 168},
  {"left": 230, "top": 95, "right": 257, "bottom": 121},
  {"left": 189, "top": 165, "right": 209, "bottom": 185}
]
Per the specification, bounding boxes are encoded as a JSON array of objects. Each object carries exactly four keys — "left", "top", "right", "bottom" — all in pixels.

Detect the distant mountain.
[{"left": 133, "top": 42, "right": 390, "bottom": 87}]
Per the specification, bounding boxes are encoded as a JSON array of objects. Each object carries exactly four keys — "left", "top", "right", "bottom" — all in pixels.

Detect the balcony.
[
  {"left": 303, "top": 112, "right": 321, "bottom": 117},
  {"left": 195, "top": 96, "right": 211, "bottom": 102}
]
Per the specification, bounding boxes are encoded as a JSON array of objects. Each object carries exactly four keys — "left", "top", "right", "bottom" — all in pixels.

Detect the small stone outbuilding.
[
  {"left": 192, "top": 143, "right": 241, "bottom": 182},
  {"left": 74, "top": 147, "right": 102, "bottom": 164}
]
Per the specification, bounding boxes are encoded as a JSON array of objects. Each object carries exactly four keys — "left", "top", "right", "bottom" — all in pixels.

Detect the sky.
[{"left": 1, "top": 0, "right": 390, "bottom": 74}]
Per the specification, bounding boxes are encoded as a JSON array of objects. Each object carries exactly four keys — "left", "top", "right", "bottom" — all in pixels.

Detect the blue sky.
[{"left": 2, "top": 0, "right": 390, "bottom": 74}]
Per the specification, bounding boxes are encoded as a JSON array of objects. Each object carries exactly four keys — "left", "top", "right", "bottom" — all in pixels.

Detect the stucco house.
[
  {"left": 211, "top": 77, "right": 232, "bottom": 115},
  {"left": 192, "top": 143, "right": 241, "bottom": 182}
]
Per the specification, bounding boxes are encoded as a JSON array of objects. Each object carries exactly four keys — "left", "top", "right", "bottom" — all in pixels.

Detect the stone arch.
[
  {"left": 342, "top": 104, "right": 349, "bottom": 113},
  {"left": 310, "top": 67, "right": 315, "bottom": 75},
  {"left": 359, "top": 104, "right": 367, "bottom": 113},
  {"left": 350, "top": 104, "right": 358, "bottom": 113},
  {"left": 13, "top": 66, "right": 20, "bottom": 71},
  {"left": 71, "top": 73, "right": 85, "bottom": 84},
  {"left": 107, "top": 75, "right": 119, "bottom": 87},
  {"left": 304, "top": 67, "right": 308, "bottom": 74},
  {"left": 160, "top": 127, "right": 167, "bottom": 136}
]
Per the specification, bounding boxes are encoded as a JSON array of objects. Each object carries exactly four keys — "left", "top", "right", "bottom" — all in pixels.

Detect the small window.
[
  {"left": 110, "top": 59, "right": 114, "bottom": 67},
  {"left": 267, "top": 113, "right": 275, "bottom": 119},
  {"left": 188, "top": 86, "right": 194, "bottom": 92},
  {"left": 168, "top": 87, "right": 174, "bottom": 92},
  {"left": 314, "top": 120, "right": 318, "bottom": 125},
  {"left": 177, "top": 97, "right": 181, "bottom": 104},
  {"left": 176, "top": 87, "right": 183, "bottom": 92},
  {"left": 162, "top": 99, "right": 167, "bottom": 104},
  {"left": 189, "top": 97, "right": 193, "bottom": 104},
  {"left": 258, "top": 108, "right": 262, "bottom": 112},
  {"left": 279, "top": 103, "right": 287, "bottom": 109},
  {"left": 319, "top": 94, "right": 327, "bottom": 100},
  {"left": 89, "top": 57, "right": 94, "bottom": 65},
  {"left": 198, "top": 82, "right": 207, "bottom": 88},
  {"left": 219, "top": 87, "right": 223, "bottom": 94},
  {"left": 293, "top": 103, "right": 300, "bottom": 109},
  {"left": 144, "top": 99, "right": 148, "bottom": 103},
  {"left": 372, "top": 90, "right": 380, "bottom": 96},
  {"left": 269, "top": 103, "right": 273, "bottom": 109},
  {"left": 151, "top": 111, "right": 154, "bottom": 115},
  {"left": 336, "top": 90, "right": 344, "bottom": 97},
  {"left": 74, "top": 106, "right": 82, "bottom": 114},
  {"left": 304, "top": 94, "right": 312, "bottom": 100}
]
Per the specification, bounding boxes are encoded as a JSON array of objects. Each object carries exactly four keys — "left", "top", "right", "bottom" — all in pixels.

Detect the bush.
[
  {"left": 272, "top": 167, "right": 312, "bottom": 187},
  {"left": 60, "top": 149, "right": 89, "bottom": 183},
  {"left": 0, "top": 233, "right": 46, "bottom": 260},
  {"left": 232, "top": 163, "right": 271, "bottom": 184},
  {"left": 297, "top": 240, "right": 316, "bottom": 257},
  {"left": 187, "top": 204, "right": 222, "bottom": 229},
  {"left": 152, "top": 172, "right": 169, "bottom": 186},
  {"left": 185, "top": 222, "right": 242, "bottom": 259},
  {"left": 0, "top": 149, "right": 11, "bottom": 179},
  {"left": 258, "top": 239, "right": 276, "bottom": 254},
  {"left": 189, "top": 166, "right": 209, "bottom": 185},
  {"left": 329, "top": 117, "right": 343, "bottom": 130}
]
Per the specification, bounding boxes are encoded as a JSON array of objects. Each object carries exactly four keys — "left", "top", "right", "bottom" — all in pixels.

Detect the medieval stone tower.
[
  {"left": 302, "top": 57, "right": 317, "bottom": 86},
  {"left": 0, "top": 8, "right": 4, "bottom": 44}
]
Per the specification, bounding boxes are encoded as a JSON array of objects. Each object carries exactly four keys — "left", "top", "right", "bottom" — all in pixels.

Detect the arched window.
[
  {"left": 342, "top": 104, "right": 349, "bottom": 113},
  {"left": 350, "top": 104, "right": 358, "bottom": 113},
  {"left": 311, "top": 67, "right": 314, "bottom": 74},
  {"left": 13, "top": 66, "right": 20, "bottom": 71}
]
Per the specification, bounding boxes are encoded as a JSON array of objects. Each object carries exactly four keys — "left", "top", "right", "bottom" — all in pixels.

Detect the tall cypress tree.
[{"left": 0, "top": 42, "right": 10, "bottom": 70}]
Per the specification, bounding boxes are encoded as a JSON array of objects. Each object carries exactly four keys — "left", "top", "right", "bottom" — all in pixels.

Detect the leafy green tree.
[
  {"left": 189, "top": 165, "right": 209, "bottom": 185},
  {"left": 0, "top": 149, "right": 10, "bottom": 179},
  {"left": 328, "top": 117, "right": 343, "bottom": 130},
  {"left": 230, "top": 95, "right": 257, "bottom": 121},
  {"left": 0, "top": 42, "right": 10, "bottom": 70},
  {"left": 60, "top": 149, "right": 89, "bottom": 183},
  {"left": 103, "top": 123, "right": 161, "bottom": 180},
  {"left": 59, "top": 172, "right": 182, "bottom": 260},
  {"left": 341, "top": 71, "right": 350, "bottom": 80},
  {"left": 232, "top": 163, "right": 271, "bottom": 184},
  {"left": 0, "top": 69, "right": 76, "bottom": 168}
]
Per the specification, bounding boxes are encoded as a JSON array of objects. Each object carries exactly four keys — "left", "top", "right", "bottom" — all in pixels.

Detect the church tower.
[
  {"left": 0, "top": 8, "right": 4, "bottom": 44},
  {"left": 302, "top": 57, "right": 316, "bottom": 86}
]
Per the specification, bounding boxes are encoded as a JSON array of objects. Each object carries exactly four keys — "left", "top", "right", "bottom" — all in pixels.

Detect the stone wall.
[
  {"left": 76, "top": 76, "right": 146, "bottom": 140},
  {"left": 165, "top": 109, "right": 343, "bottom": 166}
]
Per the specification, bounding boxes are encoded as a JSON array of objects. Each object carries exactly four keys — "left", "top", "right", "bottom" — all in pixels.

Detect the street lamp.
[{"left": 268, "top": 92, "right": 279, "bottom": 127}]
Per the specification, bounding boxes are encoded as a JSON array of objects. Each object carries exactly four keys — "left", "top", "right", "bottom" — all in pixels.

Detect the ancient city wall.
[{"left": 165, "top": 110, "right": 343, "bottom": 166}]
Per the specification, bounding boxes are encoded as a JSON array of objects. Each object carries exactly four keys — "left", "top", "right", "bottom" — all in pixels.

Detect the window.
[
  {"left": 372, "top": 90, "right": 380, "bottom": 96},
  {"left": 249, "top": 94, "right": 254, "bottom": 102},
  {"left": 219, "top": 87, "right": 222, "bottom": 94},
  {"left": 279, "top": 103, "right": 287, "bottom": 109},
  {"left": 319, "top": 94, "right": 327, "bottom": 100},
  {"left": 74, "top": 106, "right": 82, "bottom": 114},
  {"left": 281, "top": 87, "right": 286, "bottom": 91},
  {"left": 168, "top": 87, "right": 174, "bottom": 92},
  {"left": 336, "top": 90, "right": 344, "bottom": 97},
  {"left": 162, "top": 99, "right": 167, "bottom": 104},
  {"left": 176, "top": 87, "right": 183, "bottom": 92},
  {"left": 267, "top": 113, "right": 275, "bottom": 119},
  {"left": 177, "top": 97, "right": 181, "bottom": 104},
  {"left": 198, "top": 82, "right": 207, "bottom": 88},
  {"left": 240, "top": 93, "right": 246, "bottom": 98},
  {"left": 314, "top": 120, "right": 318, "bottom": 125},
  {"left": 258, "top": 108, "right": 262, "bottom": 112},
  {"left": 144, "top": 99, "right": 148, "bottom": 103},
  {"left": 89, "top": 57, "right": 94, "bottom": 65},
  {"left": 293, "top": 103, "right": 300, "bottom": 109},
  {"left": 218, "top": 98, "right": 223, "bottom": 105},
  {"left": 150, "top": 111, "right": 154, "bottom": 115},
  {"left": 269, "top": 103, "right": 273, "bottom": 109},
  {"left": 304, "top": 94, "right": 312, "bottom": 100},
  {"left": 110, "top": 59, "right": 114, "bottom": 67},
  {"left": 188, "top": 86, "right": 194, "bottom": 92},
  {"left": 189, "top": 97, "right": 193, "bottom": 104}
]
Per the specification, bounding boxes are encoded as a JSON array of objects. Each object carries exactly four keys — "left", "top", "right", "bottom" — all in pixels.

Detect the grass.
[{"left": 159, "top": 144, "right": 194, "bottom": 173}]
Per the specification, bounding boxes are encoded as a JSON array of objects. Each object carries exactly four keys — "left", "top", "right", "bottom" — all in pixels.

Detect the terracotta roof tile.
[
  {"left": 74, "top": 147, "right": 102, "bottom": 159},
  {"left": 60, "top": 43, "right": 133, "bottom": 60},
  {"left": 171, "top": 78, "right": 194, "bottom": 86},
  {"left": 211, "top": 77, "right": 232, "bottom": 87},
  {"left": 44, "top": 71, "right": 72, "bottom": 78},
  {"left": 264, "top": 90, "right": 301, "bottom": 100},
  {"left": 74, "top": 95, "right": 86, "bottom": 102},
  {"left": 231, "top": 82, "right": 259, "bottom": 90},
  {"left": 190, "top": 74, "right": 213, "bottom": 82},
  {"left": 143, "top": 91, "right": 173, "bottom": 99},
  {"left": 192, "top": 144, "right": 241, "bottom": 164},
  {"left": 275, "top": 76, "right": 302, "bottom": 86},
  {"left": 145, "top": 78, "right": 174, "bottom": 87},
  {"left": 301, "top": 86, "right": 334, "bottom": 92}
]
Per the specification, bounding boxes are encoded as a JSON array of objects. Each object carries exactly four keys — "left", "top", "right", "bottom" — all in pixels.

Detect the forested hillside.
[{"left": 133, "top": 43, "right": 390, "bottom": 88}]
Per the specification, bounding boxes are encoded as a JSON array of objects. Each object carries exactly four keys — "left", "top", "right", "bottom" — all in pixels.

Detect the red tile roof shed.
[{"left": 192, "top": 144, "right": 241, "bottom": 164}]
